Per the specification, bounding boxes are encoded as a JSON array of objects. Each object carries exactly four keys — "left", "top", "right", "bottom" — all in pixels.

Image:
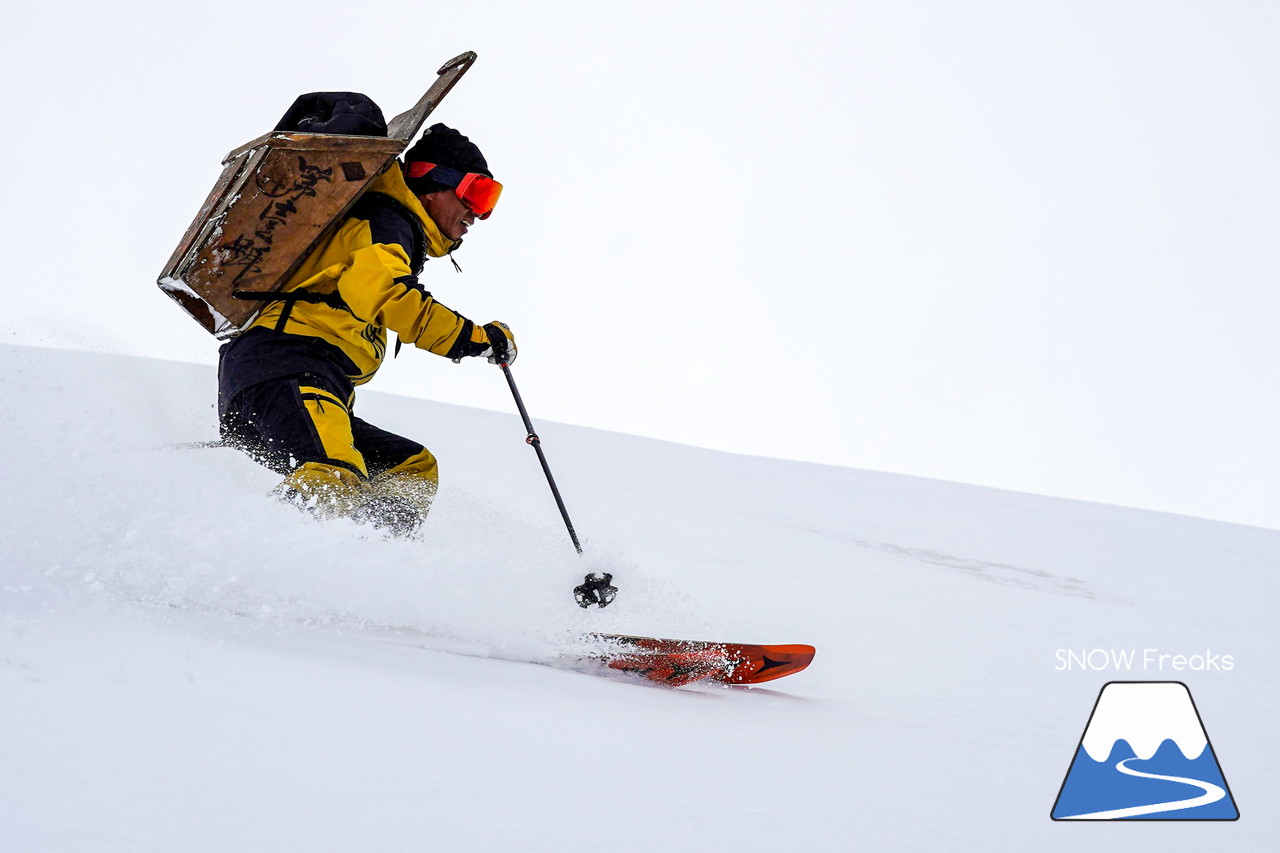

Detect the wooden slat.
[{"left": 386, "top": 51, "right": 477, "bottom": 141}]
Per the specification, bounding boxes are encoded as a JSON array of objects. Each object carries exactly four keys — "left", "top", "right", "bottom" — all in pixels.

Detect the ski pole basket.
[{"left": 157, "top": 51, "right": 477, "bottom": 338}]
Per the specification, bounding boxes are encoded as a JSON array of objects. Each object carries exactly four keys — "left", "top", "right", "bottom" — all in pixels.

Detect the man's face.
[{"left": 420, "top": 189, "right": 476, "bottom": 242}]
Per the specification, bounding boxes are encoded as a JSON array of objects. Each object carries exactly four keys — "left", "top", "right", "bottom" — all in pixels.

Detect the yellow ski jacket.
[{"left": 244, "top": 162, "right": 490, "bottom": 386}]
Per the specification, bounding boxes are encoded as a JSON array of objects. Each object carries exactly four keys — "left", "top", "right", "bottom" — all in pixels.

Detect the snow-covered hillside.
[{"left": 2, "top": 344, "right": 1274, "bottom": 851}]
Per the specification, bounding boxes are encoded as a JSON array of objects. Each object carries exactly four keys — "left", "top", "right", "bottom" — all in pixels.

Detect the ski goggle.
[{"left": 405, "top": 162, "right": 503, "bottom": 219}]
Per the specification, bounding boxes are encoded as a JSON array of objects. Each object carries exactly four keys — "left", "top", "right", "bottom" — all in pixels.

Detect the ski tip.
[{"left": 725, "top": 643, "right": 816, "bottom": 685}]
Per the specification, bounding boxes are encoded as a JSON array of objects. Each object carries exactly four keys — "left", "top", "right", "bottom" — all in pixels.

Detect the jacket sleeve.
[{"left": 336, "top": 241, "right": 489, "bottom": 359}]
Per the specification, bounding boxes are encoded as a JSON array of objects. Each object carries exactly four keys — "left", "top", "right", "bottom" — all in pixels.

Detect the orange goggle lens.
[
  {"left": 455, "top": 172, "right": 503, "bottom": 220},
  {"left": 406, "top": 161, "right": 503, "bottom": 219}
]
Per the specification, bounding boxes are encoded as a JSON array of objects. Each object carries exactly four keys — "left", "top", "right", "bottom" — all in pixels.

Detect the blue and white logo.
[{"left": 1051, "top": 681, "right": 1239, "bottom": 820}]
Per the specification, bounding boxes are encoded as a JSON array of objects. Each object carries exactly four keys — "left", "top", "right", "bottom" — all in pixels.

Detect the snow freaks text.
[{"left": 1054, "top": 649, "right": 1234, "bottom": 672}]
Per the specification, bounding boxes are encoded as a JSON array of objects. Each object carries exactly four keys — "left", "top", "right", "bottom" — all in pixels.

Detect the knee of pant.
[
  {"left": 369, "top": 449, "right": 439, "bottom": 521},
  {"left": 277, "top": 461, "right": 367, "bottom": 519},
  {"left": 380, "top": 447, "right": 439, "bottom": 486}
]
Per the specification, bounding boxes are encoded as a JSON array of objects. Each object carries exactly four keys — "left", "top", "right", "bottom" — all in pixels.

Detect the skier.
[{"left": 217, "top": 121, "right": 513, "bottom": 537}]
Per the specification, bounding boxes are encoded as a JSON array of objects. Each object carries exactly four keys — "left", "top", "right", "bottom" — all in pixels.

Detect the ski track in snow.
[
  {"left": 1057, "top": 757, "right": 1227, "bottom": 820},
  {"left": 863, "top": 539, "right": 1098, "bottom": 598},
  {"left": 790, "top": 522, "right": 1103, "bottom": 599}
]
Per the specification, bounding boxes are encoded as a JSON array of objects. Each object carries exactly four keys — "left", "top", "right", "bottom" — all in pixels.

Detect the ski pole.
[
  {"left": 496, "top": 361, "right": 616, "bottom": 607},
  {"left": 498, "top": 361, "right": 581, "bottom": 553}
]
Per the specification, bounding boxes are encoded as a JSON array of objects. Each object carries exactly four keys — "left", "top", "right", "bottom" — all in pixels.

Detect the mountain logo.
[{"left": 1051, "top": 681, "right": 1239, "bottom": 820}]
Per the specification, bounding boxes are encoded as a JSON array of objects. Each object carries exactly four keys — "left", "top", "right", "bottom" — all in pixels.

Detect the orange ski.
[{"left": 589, "top": 634, "right": 815, "bottom": 687}]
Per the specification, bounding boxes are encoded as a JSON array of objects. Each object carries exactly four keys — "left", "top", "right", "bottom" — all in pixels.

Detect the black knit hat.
[{"left": 403, "top": 123, "right": 492, "bottom": 195}]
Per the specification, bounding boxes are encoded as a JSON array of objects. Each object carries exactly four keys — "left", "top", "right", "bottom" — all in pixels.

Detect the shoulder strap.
[{"left": 350, "top": 191, "right": 429, "bottom": 275}]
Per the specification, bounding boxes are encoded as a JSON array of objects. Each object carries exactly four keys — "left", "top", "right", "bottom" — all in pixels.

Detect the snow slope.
[{"left": 1, "top": 343, "right": 1274, "bottom": 851}]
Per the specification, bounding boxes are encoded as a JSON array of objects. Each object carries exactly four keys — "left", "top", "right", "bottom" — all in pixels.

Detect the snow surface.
[{"left": 1, "top": 343, "right": 1275, "bottom": 851}]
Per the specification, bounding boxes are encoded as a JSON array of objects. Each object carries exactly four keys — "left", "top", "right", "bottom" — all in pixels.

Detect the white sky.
[{"left": 3, "top": 0, "right": 1278, "bottom": 529}]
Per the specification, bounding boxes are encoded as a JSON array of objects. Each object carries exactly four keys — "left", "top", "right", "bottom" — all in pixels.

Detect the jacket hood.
[{"left": 367, "top": 163, "right": 459, "bottom": 257}]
